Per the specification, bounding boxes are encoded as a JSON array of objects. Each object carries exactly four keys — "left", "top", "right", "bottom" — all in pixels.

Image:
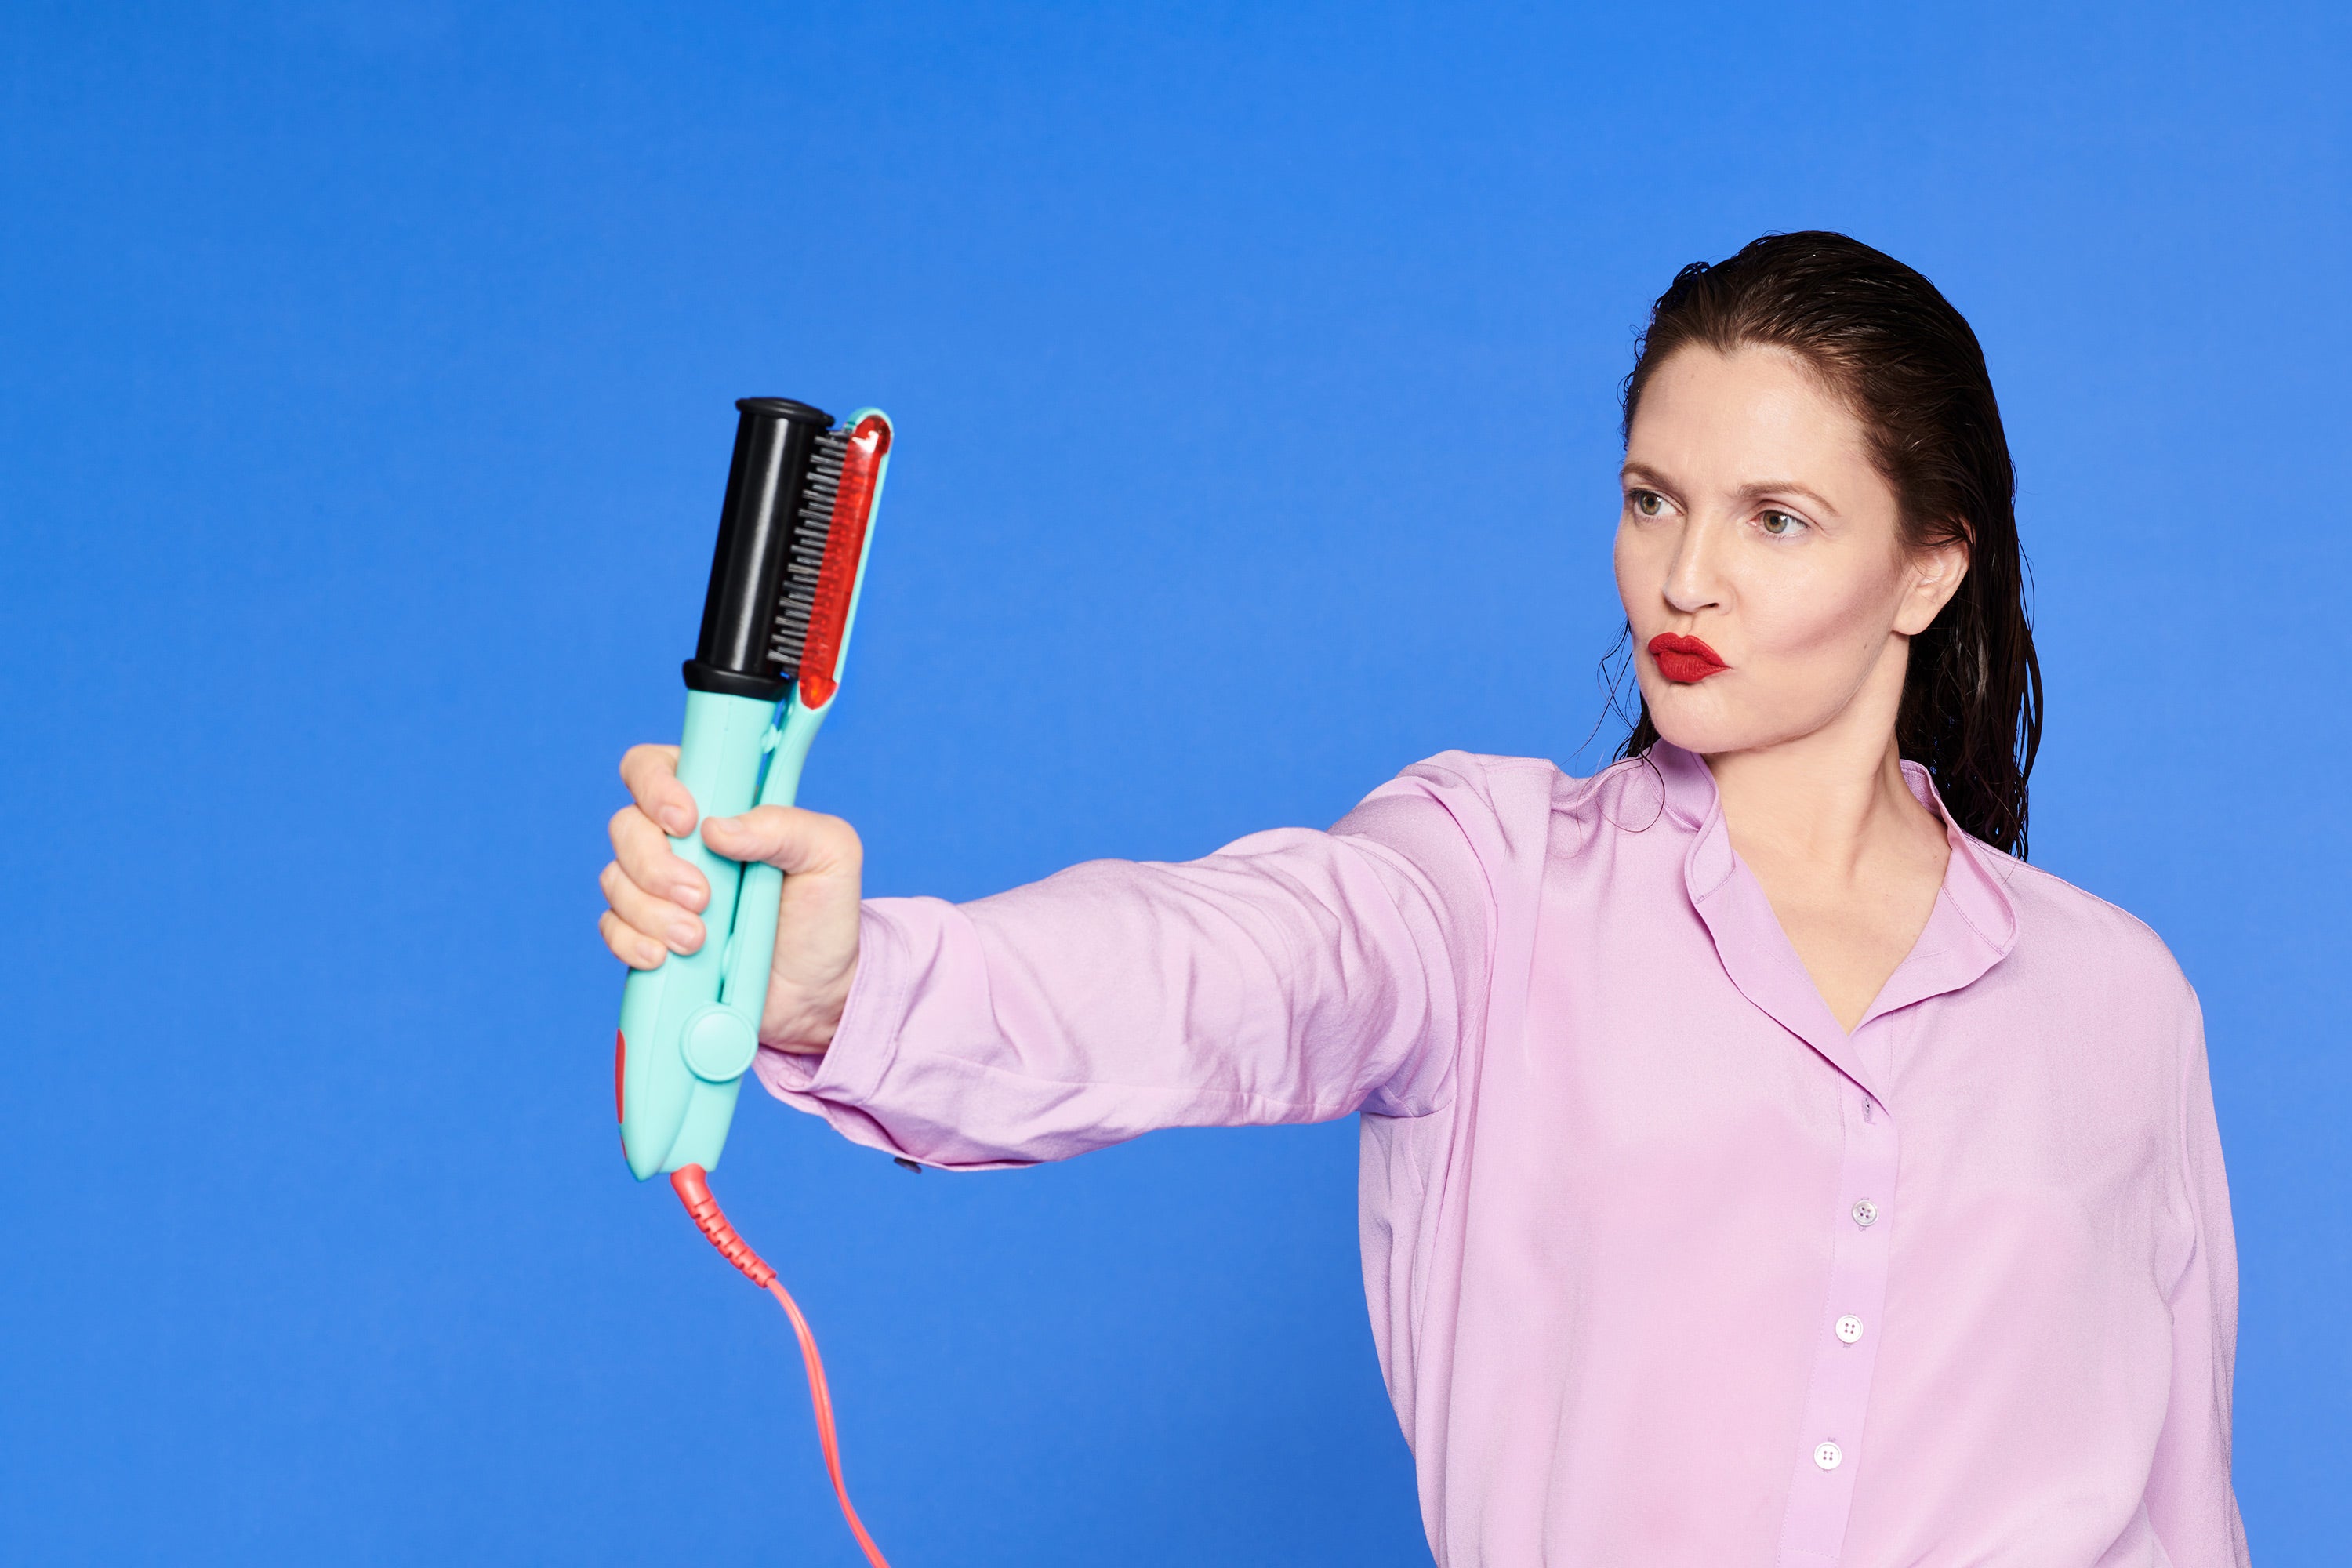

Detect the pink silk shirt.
[{"left": 756, "top": 742, "right": 2247, "bottom": 1566}]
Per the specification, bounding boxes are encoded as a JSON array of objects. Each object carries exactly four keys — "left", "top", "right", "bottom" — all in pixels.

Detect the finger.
[
  {"left": 619, "top": 744, "right": 697, "bottom": 837},
  {"left": 701, "top": 804, "right": 862, "bottom": 877},
  {"left": 599, "top": 860, "right": 705, "bottom": 955},
  {"left": 610, "top": 804, "right": 710, "bottom": 911},
  {"left": 600, "top": 909, "right": 670, "bottom": 971}
]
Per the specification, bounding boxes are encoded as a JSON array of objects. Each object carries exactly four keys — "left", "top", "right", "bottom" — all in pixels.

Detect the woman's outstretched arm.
[{"left": 750, "top": 755, "right": 1506, "bottom": 1170}]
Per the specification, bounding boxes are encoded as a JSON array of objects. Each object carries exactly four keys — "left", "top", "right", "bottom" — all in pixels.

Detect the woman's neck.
[
  {"left": 1700, "top": 633, "right": 1945, "bottom": 876},
  {"left": 1705, "top": 727, "right": 1937, "bottom": 880},
  {"left": 1700, "top": 695, "right": 1955, "bottom": 1033}
]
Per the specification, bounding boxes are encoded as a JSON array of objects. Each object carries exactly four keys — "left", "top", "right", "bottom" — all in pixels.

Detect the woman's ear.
[{"left": 1896, "top": 525, "right": 1971, "bottom": 636}]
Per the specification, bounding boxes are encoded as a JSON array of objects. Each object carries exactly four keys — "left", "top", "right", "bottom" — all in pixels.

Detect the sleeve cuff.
[{"left": 751, "top": 901, "right": 912, "bottom": 1120}]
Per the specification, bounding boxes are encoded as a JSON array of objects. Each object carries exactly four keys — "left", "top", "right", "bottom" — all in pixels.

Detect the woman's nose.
[{"left": 1662, "top": 518, "right": 1728, "bottom": 615}]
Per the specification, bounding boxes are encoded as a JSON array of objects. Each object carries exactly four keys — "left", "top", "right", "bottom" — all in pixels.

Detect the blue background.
[{"left": 3, "top": 3, "right": 2345, "bottom": 1563}]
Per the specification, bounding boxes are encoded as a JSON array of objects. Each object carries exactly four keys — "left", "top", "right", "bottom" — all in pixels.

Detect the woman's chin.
[{"left": 1642, "top": 683, "right": 1772, "bottom": 757}]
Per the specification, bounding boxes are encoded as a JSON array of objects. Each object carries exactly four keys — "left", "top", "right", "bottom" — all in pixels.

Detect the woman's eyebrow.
[
  {"left": 1619, "top": 462, "right": 1676, "bottom": 490},
  {"left": 1733, "top": 480, "right": 1839, "bottom": 516}
]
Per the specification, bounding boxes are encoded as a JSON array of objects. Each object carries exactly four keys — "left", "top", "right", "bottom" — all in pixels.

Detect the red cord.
[{"left": 672, "top": 1165, "right": 894, "bottom": 1568}]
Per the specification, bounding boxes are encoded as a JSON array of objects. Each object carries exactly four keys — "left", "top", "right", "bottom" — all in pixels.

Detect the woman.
[{"left": 597, "top": 233, "right": 2246, "bottom": 1566}]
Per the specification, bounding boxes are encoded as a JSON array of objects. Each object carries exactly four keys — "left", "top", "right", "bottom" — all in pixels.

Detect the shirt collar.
[{"left": 1652, "top": 739, "right": 2020, "bottom": 1093}]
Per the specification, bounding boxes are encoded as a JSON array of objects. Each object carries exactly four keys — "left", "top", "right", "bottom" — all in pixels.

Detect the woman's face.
[{"left": 1613, "top": 343, "right": 1968, "bottom": 758}]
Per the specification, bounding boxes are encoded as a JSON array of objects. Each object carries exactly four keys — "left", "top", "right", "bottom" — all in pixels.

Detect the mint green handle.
[{"left": 617, "top": 688, "right": 773, "bottom": 1179}]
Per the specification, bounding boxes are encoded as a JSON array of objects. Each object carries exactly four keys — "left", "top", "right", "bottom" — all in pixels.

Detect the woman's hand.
[{"left": 599, "top": 743, "right": 862, "bottom": 1052}]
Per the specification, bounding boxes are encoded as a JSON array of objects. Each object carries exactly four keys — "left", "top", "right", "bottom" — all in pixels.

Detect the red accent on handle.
[
  {"left": 670, "top": 1165, "right": 891, "bottom": 1567},
  {"left": 615, "top": 1030, "right": 627, "bottom": 1123},
  {"left": 797, "top": 416, "right": 890, "bottom": 710}
]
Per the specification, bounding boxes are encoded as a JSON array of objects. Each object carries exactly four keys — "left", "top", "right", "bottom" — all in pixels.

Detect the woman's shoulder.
[
  {"left": 1334, "top": 750, "right": 1563, "bottom": 860},
  {"left": 1374, "top": 749, "right": 1657, "bottom": 814},
  {"left": 1347, "top": 750, "right": 1611, "bottom": 837},
  {"left": 1334, "top": 750, "right": 1663, "bottom": 883},
  {"left": 1969, "top": 840, "right": 2197, "bottom": 1007}
]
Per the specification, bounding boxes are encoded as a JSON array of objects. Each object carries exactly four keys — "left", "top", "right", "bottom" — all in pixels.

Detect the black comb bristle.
[{"left": 767, "top": 426, "right": 849, "bottom": 680}]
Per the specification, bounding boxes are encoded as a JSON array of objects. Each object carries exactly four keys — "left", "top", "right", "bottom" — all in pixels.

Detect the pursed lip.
[{"left": 1646, "top": 632, "right": 1731, "bottom": 683}]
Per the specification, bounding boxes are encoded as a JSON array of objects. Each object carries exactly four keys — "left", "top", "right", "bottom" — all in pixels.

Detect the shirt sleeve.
[
  {"left": 2143, "top": 990, "right": 2251, "bottom": 1566},
  {"left": 750, "top": 753, "right": 1501, "bottom": 1169}
]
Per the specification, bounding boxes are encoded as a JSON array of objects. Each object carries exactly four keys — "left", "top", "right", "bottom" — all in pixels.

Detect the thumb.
[{"left": 700, "top": 804, "right": 860, "bottom": 877}]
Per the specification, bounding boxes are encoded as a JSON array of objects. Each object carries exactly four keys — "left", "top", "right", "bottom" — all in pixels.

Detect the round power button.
[{"left": 682, "top": 1005, "right": 759, "bottom": 1083}]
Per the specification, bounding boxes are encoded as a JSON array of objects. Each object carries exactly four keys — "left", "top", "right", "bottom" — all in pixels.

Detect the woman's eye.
[
  {"left": 1630, "top": 490, "right": 1665, "bottom": 517},
  {"left": 1759, "top": 509, "right": 1808, "bottom": 537}
]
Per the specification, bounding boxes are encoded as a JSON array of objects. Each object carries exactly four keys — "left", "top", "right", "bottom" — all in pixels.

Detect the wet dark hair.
[{"left": 1613, "top": 230, "right": 2043, "bottom": 857}]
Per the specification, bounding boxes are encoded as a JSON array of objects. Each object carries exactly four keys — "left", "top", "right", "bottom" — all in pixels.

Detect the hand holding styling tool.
[{"left": 616, "top": 396, "right": 895, "bottom": 1567}]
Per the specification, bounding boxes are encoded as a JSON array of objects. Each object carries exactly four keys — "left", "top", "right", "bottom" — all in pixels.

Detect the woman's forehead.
[{"left": 1626, "top": 344, "right": 1883, "bottom": 503}]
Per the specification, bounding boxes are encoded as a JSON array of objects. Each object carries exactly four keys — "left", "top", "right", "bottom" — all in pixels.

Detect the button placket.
[{"left": 1774, "top": 1079, "right": 1900, "bottom": 1568}]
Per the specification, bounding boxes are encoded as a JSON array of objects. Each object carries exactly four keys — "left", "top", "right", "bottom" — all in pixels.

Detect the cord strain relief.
[{"left": 670, "top": 1165, "right": 779, "bottom": 1288}]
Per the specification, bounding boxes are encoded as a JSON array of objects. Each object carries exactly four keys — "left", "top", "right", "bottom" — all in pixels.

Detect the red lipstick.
[{"left": 1647, "top": 632, "right": 1730, "bottom": 684}]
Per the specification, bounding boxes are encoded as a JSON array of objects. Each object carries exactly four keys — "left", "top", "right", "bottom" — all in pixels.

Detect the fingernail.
[
  {"left": 668, "top": 919, "right": 701, "bottom": 953},
  {"left": 675, "top": 882, "right": 705, "bottom": 911},
  {"left": 639, "top": 941, "right": 666, "bottom": 967},
  {"left": 667, "top": 811, "right": 695, "bottom": 836}
]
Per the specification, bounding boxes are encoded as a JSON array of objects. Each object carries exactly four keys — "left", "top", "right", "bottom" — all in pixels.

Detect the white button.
[
  {"left": 1814, "top": 1440, "right": 1843, "bottom": 1471},
  {"left": 1851, "top": 1199, "right": 1878, "bottom": 1228},
  {"left": 1835, "top": 1314, "right": 1864, "bottom": 1344}
]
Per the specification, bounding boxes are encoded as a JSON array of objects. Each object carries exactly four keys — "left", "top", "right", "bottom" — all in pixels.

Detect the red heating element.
[{"left": 799, "top": 416, "right": 891, "bottom": 710}]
